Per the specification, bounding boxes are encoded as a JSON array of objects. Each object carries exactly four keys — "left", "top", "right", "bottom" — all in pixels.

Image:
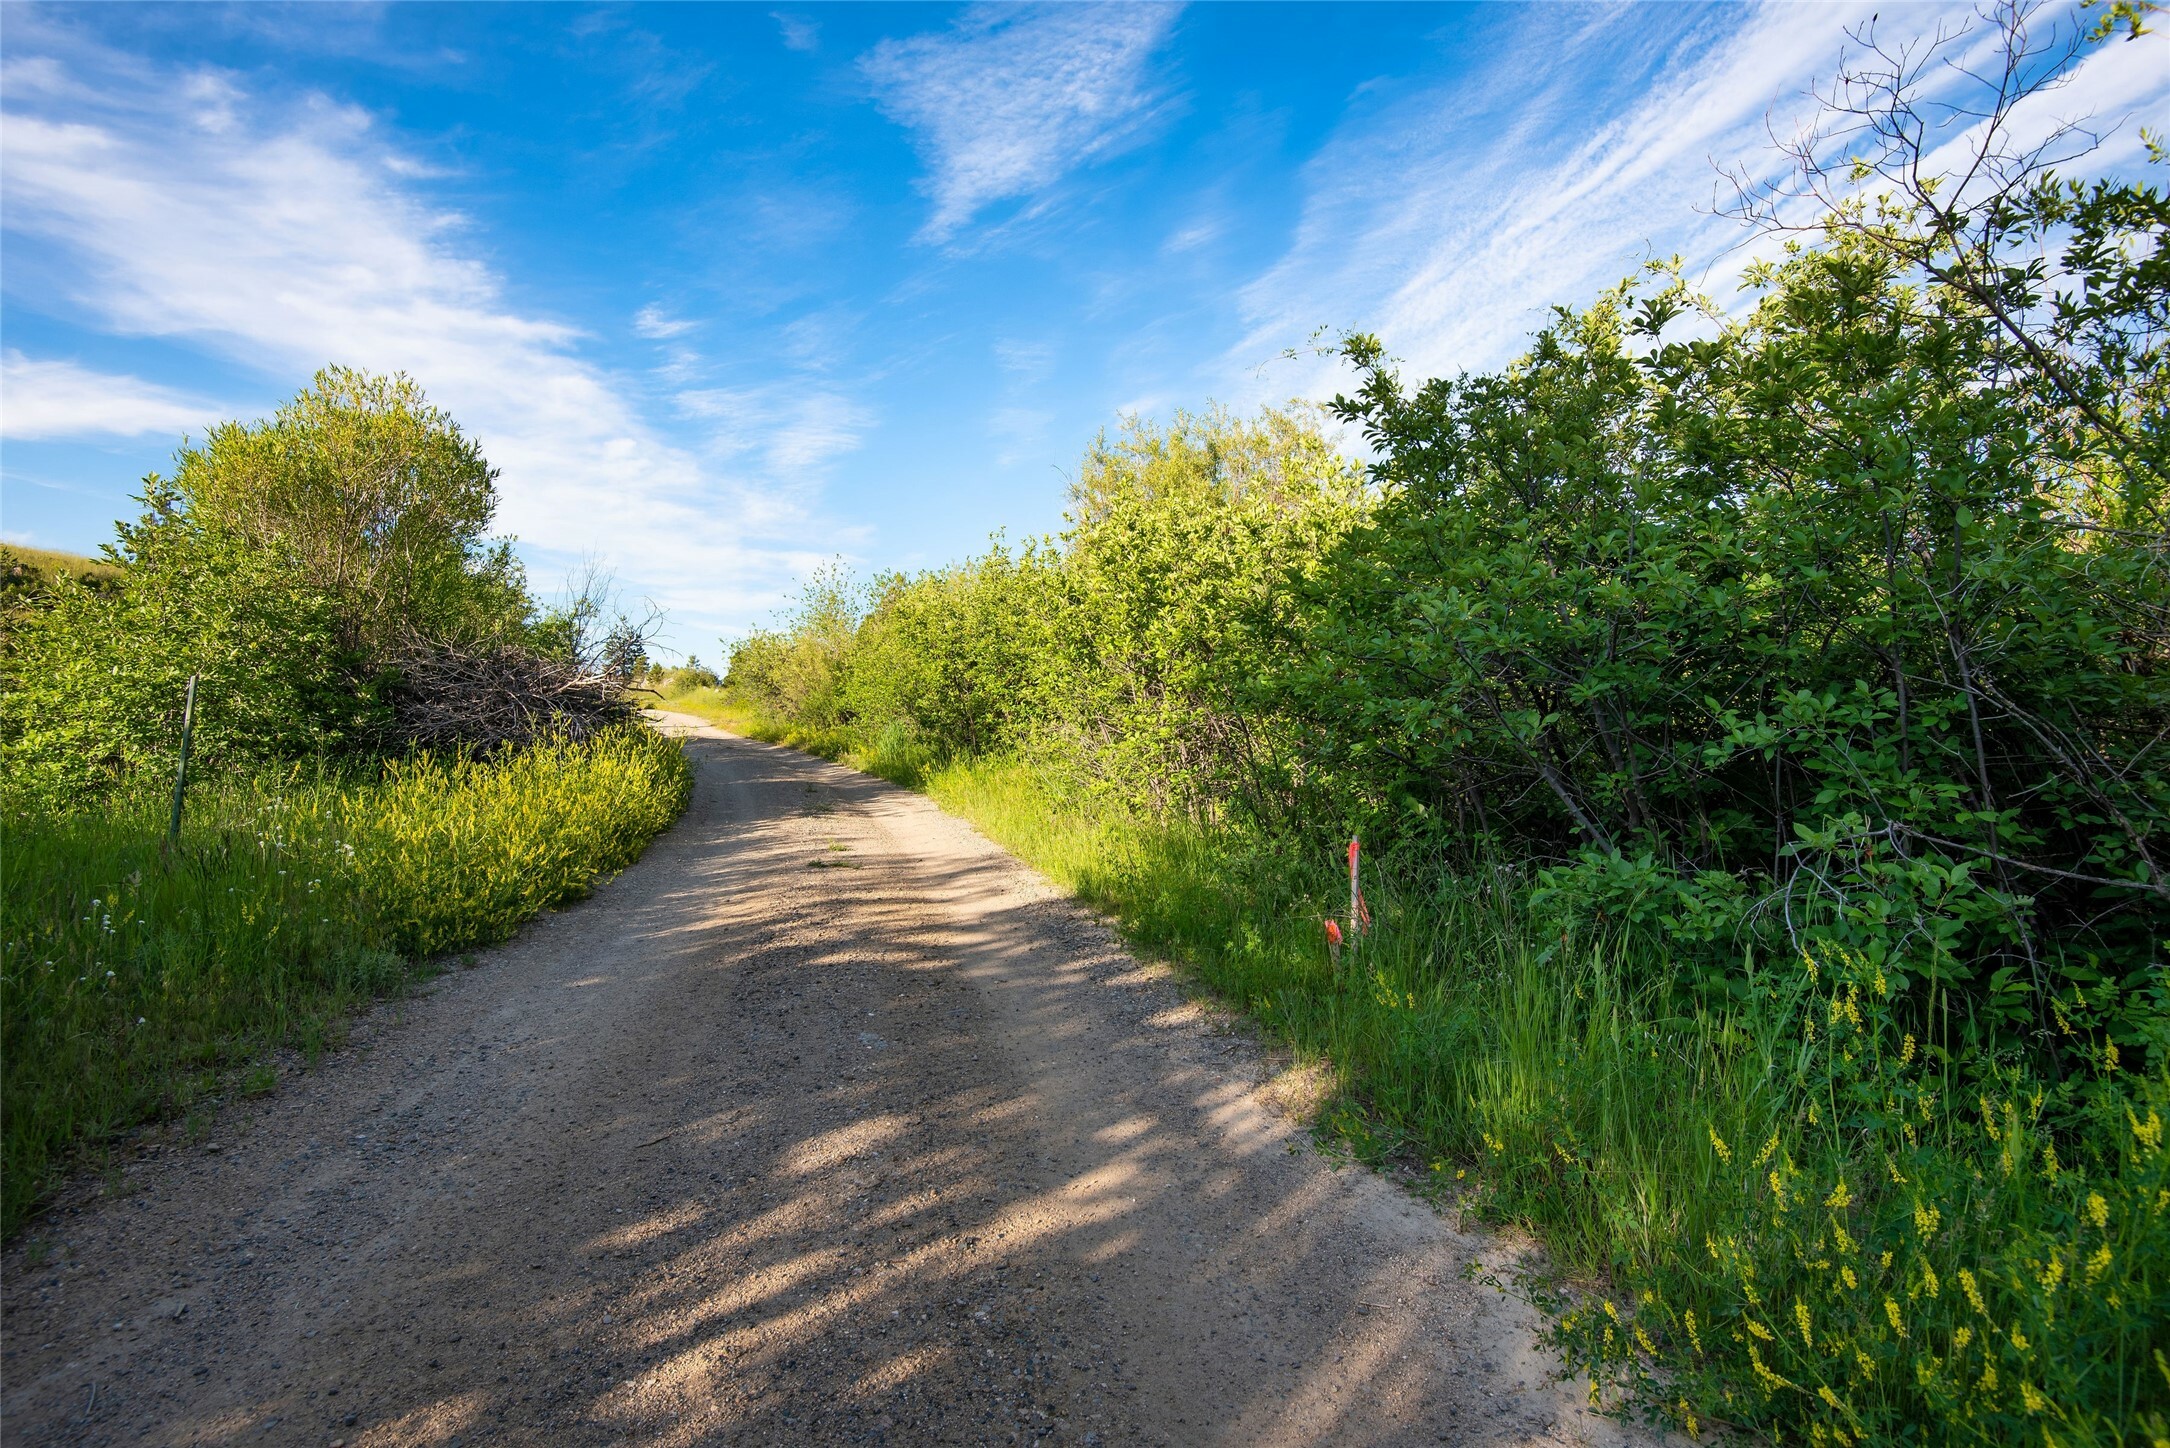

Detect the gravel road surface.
[{"left": 2, "top": 716, "right": 1657, "bottom": 1447}]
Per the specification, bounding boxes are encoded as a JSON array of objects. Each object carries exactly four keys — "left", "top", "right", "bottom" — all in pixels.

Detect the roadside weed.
[{"left": 0, "top": 725, "right": 690, "bottom": 1234}]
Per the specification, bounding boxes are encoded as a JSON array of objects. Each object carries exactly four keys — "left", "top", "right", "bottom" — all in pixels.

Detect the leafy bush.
[
  {"left": 1305, "top": 222, "right": 2168, "bottom": 1057},
  {"left": 1, "top": 368, "right": 552, "bottom": 796},
  {"left": 0, "top": 725, "right": 690, "bottom": 1234}
]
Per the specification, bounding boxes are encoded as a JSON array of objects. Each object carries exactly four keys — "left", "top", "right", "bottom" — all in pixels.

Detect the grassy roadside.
[
  {"left": 0, "top": 724, "right": 692, "bottom": 1235},
  {"left": 659, "top": 685, "right": 2168, "bottom": 1443}
]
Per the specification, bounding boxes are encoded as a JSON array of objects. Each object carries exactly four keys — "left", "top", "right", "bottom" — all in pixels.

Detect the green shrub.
[{"left": 1, "top": 367, "right": 541, "bottom": 797}]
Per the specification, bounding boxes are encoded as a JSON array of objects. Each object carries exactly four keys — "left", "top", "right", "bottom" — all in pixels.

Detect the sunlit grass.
[{"left": 0, "top": 725, "right": 691, "bottom": 1234}]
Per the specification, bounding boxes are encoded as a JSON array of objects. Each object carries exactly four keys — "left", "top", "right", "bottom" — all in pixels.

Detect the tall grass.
[
  {"left": 345, "top": 729, "right": 693, "bottom": 957},
  {"left": 664, "top": 692, "right": 2167, "bottom": 1442},
  {"left": 0, "top": 725, "right": 691, "bottom": 1234}
]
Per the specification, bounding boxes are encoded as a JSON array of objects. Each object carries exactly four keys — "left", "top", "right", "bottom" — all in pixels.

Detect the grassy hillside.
[{"left": 2, "top": 543, "right": 126, "bottom": 596}]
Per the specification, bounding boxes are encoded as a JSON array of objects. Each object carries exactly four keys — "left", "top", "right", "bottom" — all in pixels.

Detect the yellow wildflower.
[
  {"left": 1796, "top": 1299, "right": 1814, "bottom": 1349},
  {"left": 1819, "top": 1385, "right": 1843, "bottom": 1410},
  {"left": 2086, "top": 1244, "right": 2113, "bottom": 1283},
  {"left": 2132, "top": 1108, "right": 2164, "bottom": 1152},
  {"left": 1914, "top": 1198, "right": 1942, "bottom": 1239},
  {"left": 1959, "top": 1268, "right": 1987, "bottom": 1314},
  {"left": 1636, "top": 1326, "right": 1657, "bottom": 1357},
  {"left": 1884, "top": 1298, "right": 1906, "bottom": 1336},
  {"left": 1900, "top": 1032, "right": 1916, "bottom": 1064},
  {"left": 1954, "top": 1326, "right": 1973, "bottom": 1352},
  {"left": 1603, "top": 1298, "right": 1620, "bottom": 1323},
  {"left": 2039, "top": 1254, "right": 2065, "bottom": 1292},
  {"left": 1881, "top": 1251, "right": 1894, "bottom": 1270},
  {"left": 1887, "top": 1158, "right": 1909, "bottom": 1186},
  {"left": 2086, "top": 1193, "right": 2109, "bottom": 1230},
  {"left": 1854, "top": 1349, "right": 1874, "bottom": 1380},
  {"left": 2043, "top": 1145, "right": 2061, "bottom": 1182},
  {"left": 1755, "top": 1130, "right": 1781, "bottom": 1168},
  {"left": 1826, "top": 1180, "right": 1853, "bottom": 1210},
  {"left": 1684, "top": 1310, "right": 1702, "bottom": 1355},
  {"left": 1747, "top": 1318, "right": 1776, "bottom": 1342},
  {"left": 1842, "top": 1265, "right": 1859, "bottom": 1290},
  {"left": 1748, "top": 1342, "right": 1792, "bottom": 1393},
  {"left": 1979, "top": 1361, "right": 1998, "bottom": 1393},
  {"left": 1921, "top": 1261, "right": 1940, "bottom": 1298},
  {"left": 1678, "top": 1400, "right": 1698, "bottom": 1439},
  {"left": 2021, "top": 1382, "right": 2050, "bottom": 1414},
  {"left": 2105, "top": 1039, "right": 2120, "bottom": 1072},
  {"left": 1708, "top": 1125, "right": 1732, "bottom": 1163},
  {"left": 2012, "top": 1328, "right": 2031, "bottom": 1353}
]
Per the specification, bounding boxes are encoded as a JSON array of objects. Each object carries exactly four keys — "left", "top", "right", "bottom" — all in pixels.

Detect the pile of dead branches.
[{"left": 380, "top": 631, "right": 641, "bottom": 752}]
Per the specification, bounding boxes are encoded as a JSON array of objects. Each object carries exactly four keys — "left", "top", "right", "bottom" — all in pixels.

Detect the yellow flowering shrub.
[{"left": 1552, "top": 949, "right": 2170, "bottom": 1445}]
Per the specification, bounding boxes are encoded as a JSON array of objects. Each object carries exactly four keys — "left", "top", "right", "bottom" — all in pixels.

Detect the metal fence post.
[{"left": 168, "top": 673, "right": 198, "bottom": 842}]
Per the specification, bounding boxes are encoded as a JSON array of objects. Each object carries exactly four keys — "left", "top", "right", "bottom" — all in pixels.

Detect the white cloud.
[
  {"left": 0, "top": 39, "right": 846, "bottom": 646},
  {"left": 1230, "top": 6, "right": 2170, "bottom": 406},
  {"left": 1229, "top": 4, "right": 1881, "bottom": 394},
  {"left": 0, "top": 350, "right": 225, "bottom": 440},
  {"left": 862, "top": 3, "right": 1178, "bottom": 243},
  {"left": 674, "top": 385, "right": 871, "bottom": 478},
  {"left": 773, "top": 12, "right": 819, "bottom": 54},
  {"left": 633, "top": 304, "right": 697, "bottom": 339}
]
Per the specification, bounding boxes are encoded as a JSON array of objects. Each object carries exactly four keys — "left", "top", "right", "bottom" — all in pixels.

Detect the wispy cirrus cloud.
[
  {"left": 633, "top": 304, "right": 698, "bottom": 340},
  {"left": 1231, "top": 5, "right": 2170, "bottom": 404},
  {"left": 1224, "top": 3, "right": 1886, "bottom": 400},
  {"left": 772, "top": 11, "right": 819, "bottom": 54},
  {"left": 0, "top": 27, "right": 845, "bottom": 646},
  {"left": 862, "top": 3, "right": 1179, "bottom": 243},
  {"left": 673, "top": 383, "right": 871, "bottom": 481},
  {"left": 0, "top": 350, "right": 225, "bottom": 441}
]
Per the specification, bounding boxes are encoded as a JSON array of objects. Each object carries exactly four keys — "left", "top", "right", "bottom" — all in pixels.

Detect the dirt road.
[{"left": 3, "top": 718, "right": 1654, "bottom": 1446}]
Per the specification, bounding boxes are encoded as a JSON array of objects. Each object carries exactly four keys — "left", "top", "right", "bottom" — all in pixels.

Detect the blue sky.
[{"left": 3, "top": 2, "right": 2164, "bottom": 657}]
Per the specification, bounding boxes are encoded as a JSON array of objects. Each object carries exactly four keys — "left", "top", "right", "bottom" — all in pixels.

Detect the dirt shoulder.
[{"left": 1, "top": 717, "right": 1660, "bottom": 1446}]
